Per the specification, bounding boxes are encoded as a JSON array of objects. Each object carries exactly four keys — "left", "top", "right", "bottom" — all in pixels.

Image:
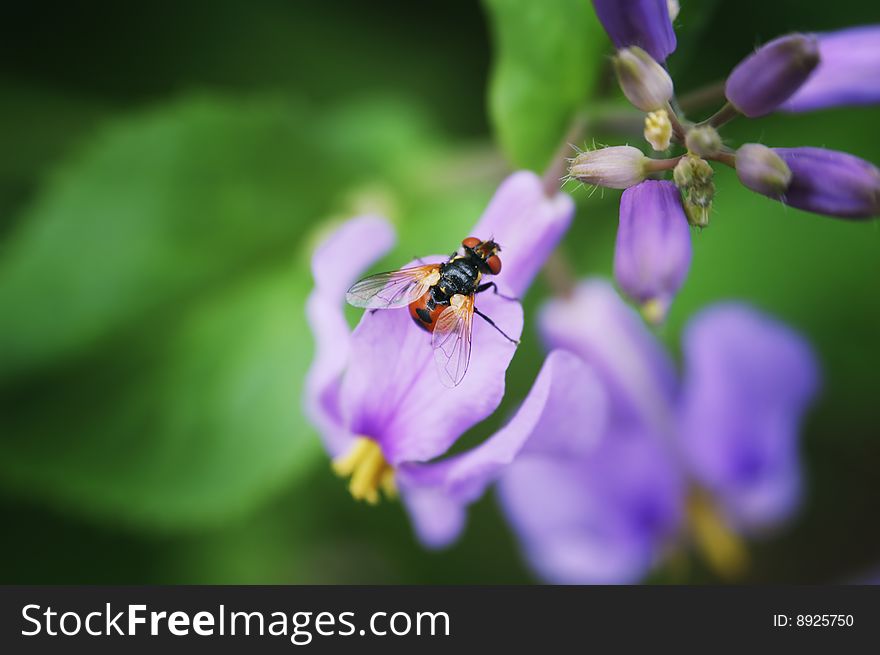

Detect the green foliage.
[
  {"left": 483, "top": 0, "right": 606, "bottom": 171},
  {"left": 0, "top": 97, "right": 339, "bottom": 528}
]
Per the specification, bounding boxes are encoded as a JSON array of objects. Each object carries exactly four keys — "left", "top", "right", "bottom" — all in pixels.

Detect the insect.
[{"left": 345, "top": 237, "right": 519, "bottom": 387}]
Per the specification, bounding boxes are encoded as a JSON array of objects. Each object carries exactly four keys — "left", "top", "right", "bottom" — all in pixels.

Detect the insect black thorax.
[{"left": 433, "top": 256, "right": 481, "bottom": 304}]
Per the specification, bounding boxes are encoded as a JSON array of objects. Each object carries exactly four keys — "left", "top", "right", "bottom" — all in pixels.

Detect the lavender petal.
[
  {"left": 304, "top": 216, "right": 396, "bottom": 456},
  {"left": 591, "top": 0, "right": 677, "bottom": 63},
  {"left": 472, "top": 171, "right": 575, "bottom": 297},
  {"left": 784, "top": 25, "right": 880, "bottom": 112},
  {"left": 614, "top": 179, "right": 692, "bottom": 319},
  {"left": 678, "top": 304, "right": 819, "bottom": 530},
  {"left": 773, "top": 147, "right": 880, "bottom": 219}
]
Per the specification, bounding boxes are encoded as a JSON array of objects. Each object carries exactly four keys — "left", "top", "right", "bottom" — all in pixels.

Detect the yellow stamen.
[
  {"left": 640, "top": 298, "right": 669, "bottom": 326},
  {"left": 644, "top": 109, "right": 672, "bottom": 151},
  {"left": 686, "top": 490, "right": 749, "bottom": 580},
  {"left": 332, "top": 437, "right": 396, "bottom": 504}
]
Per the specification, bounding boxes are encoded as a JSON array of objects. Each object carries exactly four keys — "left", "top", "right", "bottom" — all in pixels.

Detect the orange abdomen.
[{"left": 409, "top": 294, "right": 445, "bottom": 332}]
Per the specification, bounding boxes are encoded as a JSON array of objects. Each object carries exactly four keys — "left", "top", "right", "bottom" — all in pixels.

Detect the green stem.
[
  {"left": 645, "top": 155, "right": 684, "bottom": 173},
  {"left": 677, "top": 80, "right": 726, "bottom": 114},
  {"left": 700, "top": 102, "right": 741, "bottom": 130}
]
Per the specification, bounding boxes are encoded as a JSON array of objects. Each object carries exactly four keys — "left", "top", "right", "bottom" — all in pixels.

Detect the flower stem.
[
  {"left": 677, "top": 80, "right": 726, "bottom": 114},
  {"left": 542, "top": 250, "right": 577, "bottom": 298},
  {"left": 664, "top": 102, "right": 688, "bottom": 143},
  {"left": 700, "top": 102, "right": 740, "bottom": 130},
  {"left": 542, "top": 114, "right": 588, "bottom": 197},
  {"left": 708, "top": 149, "right": 737, "bottom": 169},
  {"left": 645, "top": 155, "right": 684, "bottom": 173}
]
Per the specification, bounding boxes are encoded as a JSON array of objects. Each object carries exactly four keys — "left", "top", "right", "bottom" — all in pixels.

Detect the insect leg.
[
  {"left": 475, "top": 282, "right": 519, "bottom": 302},
  {"left": 474, "top": 307, "right": 520, "bottom": 345}
]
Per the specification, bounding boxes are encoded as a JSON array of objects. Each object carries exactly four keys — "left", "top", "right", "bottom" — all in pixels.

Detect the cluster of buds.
[{"left": 567, "top": 1, "right": 880, "bottom": 322}]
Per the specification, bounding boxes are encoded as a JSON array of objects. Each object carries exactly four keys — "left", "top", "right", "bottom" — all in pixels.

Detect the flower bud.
[
  {"left": 683, "top": 197, "right": 711, "bottom": 228},
  {"left": 613, "top": 46, "right": 675, "bottom": 112},
  {"left": 673, "top": 155, "right": 713, "bottom": 189},
  {"left": 592, "top": 0, "right": 677, "bottom": 63},
  {"left": 568, "top": 146, "right": 648, "bottom": 189},
  {"left": 685, "top": 126, "right": 722, "bottom": 158},
  {"left": 735, "top": 144, "right": 792, "bottom": 199},
  {"left": 725, "top": 34, "right": 820, "bottom": 117},
  {"left": 614, "top": 180, "right": 692, "bottom": 323},
  {"left": 783, "top": 25, "right": 880, "bottom": 112},
  {"left": 773, "top": 147, "right": 880, "bottom": 219},
  {"left": 644, "top": 109, "right": 672, "bottom": 151},
  {"left": 674, "top": 156, "right": 715, "bottom": 227}
]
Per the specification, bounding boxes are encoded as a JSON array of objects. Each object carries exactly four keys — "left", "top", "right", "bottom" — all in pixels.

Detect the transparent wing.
[
  {"left": 345, "top": 265, "right": 440, "bottom": 309},
  {"left": 431, "top": 294, "right": 474, "bottom": 388}
]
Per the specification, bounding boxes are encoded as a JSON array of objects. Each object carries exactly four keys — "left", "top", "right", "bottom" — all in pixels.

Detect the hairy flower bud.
[
  {"left": 773, "top": 147, "right": 880, "bottom": 219},
  {"left": 614, "top": 180, "right": 692, "bottom": 323},
  {"left": 685, "top": 126, "right": 722, "bottom": 158},
  {"left": 569, "top": 146, "right": 649, "bottom": 189},
  {"left": 725, "top": 34, "right": 820, "bottom": 117},
  {"left": 644, "top": 109, "right": 672, "bottom": 151},
  {"left": 735, "top": 144, "right": 792, "bottom": 199},
  {"left": 592, "top": 0, "right": 677, "bottom": 63},
  {"left": 613, "top": 46, "right": 675, "bottom": 112}
]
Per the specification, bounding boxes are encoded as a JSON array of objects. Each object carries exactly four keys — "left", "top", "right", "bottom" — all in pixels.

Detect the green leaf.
[
  {"left": 0, "top": 96, "right": 343, "bottom": 529},
  {"left": 483, "top": 0, "right": 606, "bottom": 171},
  {"left": 0, "top": 96, "right": 335, "bottom": 380},
  {"left": 0, "top": 260, "right": 322, "bottom": 530}
]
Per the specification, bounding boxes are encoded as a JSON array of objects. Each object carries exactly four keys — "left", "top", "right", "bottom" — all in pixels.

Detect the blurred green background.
[{"left": 1, "top": 0, "right": 878, "bottom": 584}]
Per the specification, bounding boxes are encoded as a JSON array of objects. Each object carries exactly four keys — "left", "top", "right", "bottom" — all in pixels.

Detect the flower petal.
[
  {"left": 539, "top": 279, "right": 678, "bottom": 433},
  {"left": 304, "top": 215, "right": 396, "bottom": 456},
  {"left": 614, "top": 180, "right": 692, "bottom": 320},
  {"left": 397, "top": 350, "right": 607, "bottom": 547},
  {"left": 678, "top": 304, "right": 819, "bottom": 529},
  {"left": 472, "top": 171, "right": 574, "bottom": 297},
  {"left": 774, "top": 147, "right": 880, "bottom": 220},
  {"left": 783, "top": 25, "right": 880, "bottom": 112},
  {"left": 339, "top": 271, "right": 523, "bottom": 464},
  {"left": 498, "top": 423, "right": 685, "bottom": 584},
  {"left": 591, "top": 0, "right": 677, "bottom": 64},
  {"left": 400, "top": 484, "right": 467, "bottom": 550}
]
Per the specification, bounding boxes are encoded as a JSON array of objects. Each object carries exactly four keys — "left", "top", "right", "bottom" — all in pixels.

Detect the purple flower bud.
[
  {"left": 736, "top": 144, "right": 792, "bottom": 199},
  {"left": 783, "top": 25, "right": 880, "bottom": 112},
  {"left": 725, "top": 34, "right": 820, "bottom": 117},
  {"left": 569, "top": 145, "right": 648, "bottom": 190},
  {"left": 613, "top": 46, "right": 675, "bottom": 112},
  {"left": 614, "top": 180, "right": 692, "bottom": 322},
  {"left": 592, "top": 0, "right": 677, "bottom": 64},
  {"left": 773, "top": 147, "right": 880, "bottom": 219}
]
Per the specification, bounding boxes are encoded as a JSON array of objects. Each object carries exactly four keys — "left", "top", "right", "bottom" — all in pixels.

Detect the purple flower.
[
  {"left": 614, "top": 180, "right": 692, "bottom": 323},
  {"left": 304, "top": 172, "right": 574, "bottom": 522},
  {"left": 725, "top": 34, "right": 820, "bottom": 117},
  {"left": 678, "top": 305, "right": 819, "bottom": 529},
  {"left": 774, "top": 147, "right": 880, "bottom": 219},
  {"left": 783, "top": 25, "right": 880, "bottom": 112},
  {"left": 592, "top": 0, "right": 677, "bottom": 64},
  {"left": 494, "top": 280, "right": 819, "bottom": 583}
]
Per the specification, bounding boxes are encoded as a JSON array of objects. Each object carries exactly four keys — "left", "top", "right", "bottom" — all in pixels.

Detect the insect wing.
[
  {"left": 345, "top": 265, "right": 439, "bottom": 309},
  {"left": 431, "top": 294, "right": 474, "bottom": 387}
]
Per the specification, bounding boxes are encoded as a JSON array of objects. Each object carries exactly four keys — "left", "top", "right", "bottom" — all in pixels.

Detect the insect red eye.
[
  {"left": 486, "top": 255, "right": 502, "bottom": 275},
  {"left": 462, "top": 237, "right": 481, "bottom": 249}
]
